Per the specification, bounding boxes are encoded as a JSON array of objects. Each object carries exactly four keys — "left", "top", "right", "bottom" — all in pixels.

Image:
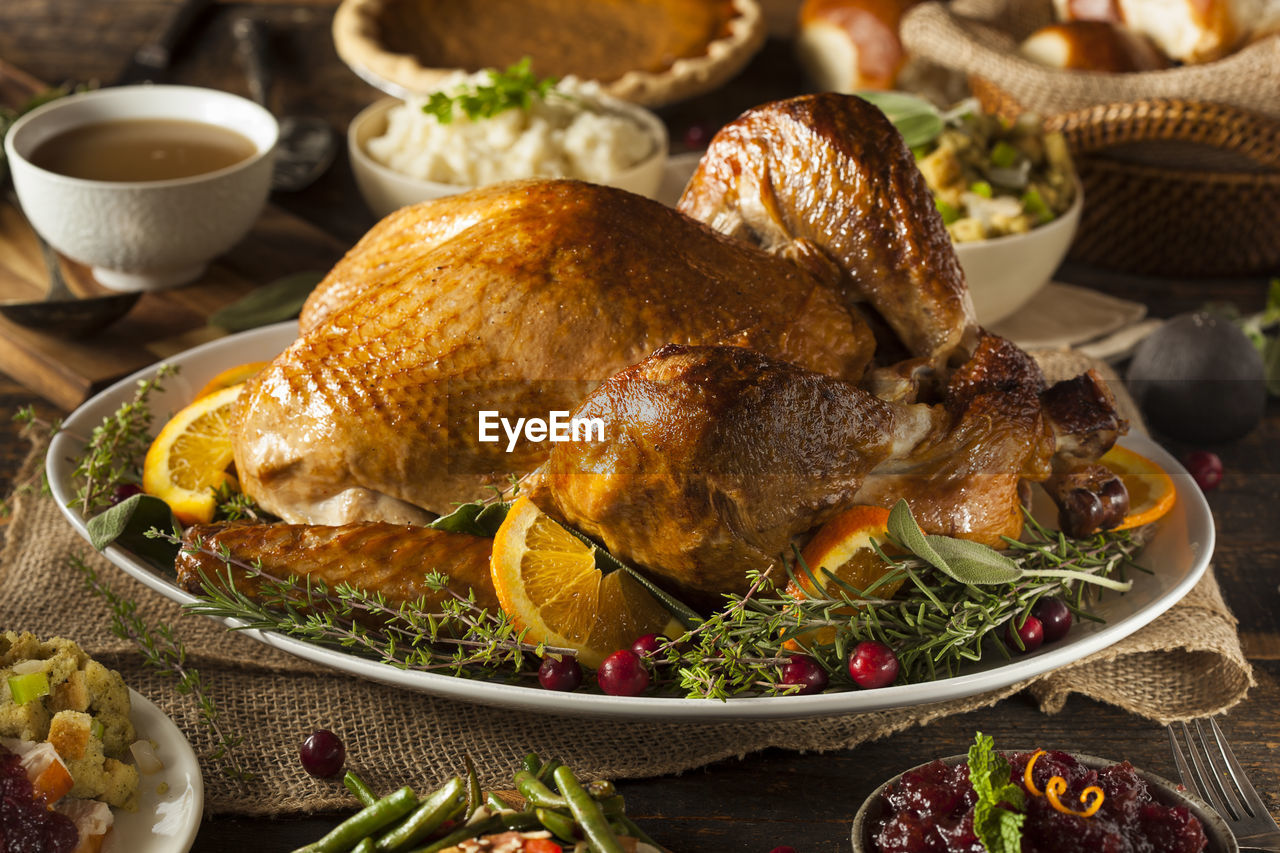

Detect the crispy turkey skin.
[
  {"left": 226, "top": 93, "right": 1128, "bottom": 602},
  {"left": 233, "top": 179, "right": 874, "bottom": 524}
]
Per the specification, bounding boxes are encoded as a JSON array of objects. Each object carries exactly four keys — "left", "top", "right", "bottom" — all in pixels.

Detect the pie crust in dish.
[{"left": 332, "top": 0, "right": 766, "bottom": 106}]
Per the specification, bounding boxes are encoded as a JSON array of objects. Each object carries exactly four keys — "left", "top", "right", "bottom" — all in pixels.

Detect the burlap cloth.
[
  {"left": 0, "top": 351, "right": 1254, "bottom": 816},
  {"left": 902, "top": 0, "right": 1280, "bottom": 121}
]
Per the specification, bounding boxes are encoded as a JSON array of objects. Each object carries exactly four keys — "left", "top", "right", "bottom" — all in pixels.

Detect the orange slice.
[
  {"left": 490, "top": 496, "right": 682, "bottom": 669},
  {"left": 785, "top": 505, "right": 903, "bottom": 649},
  {"left": 195, "top": 360, "right": 269, "bottom": 400},
  {"left": 1100, "top": 444, "right": 1177, "bottom": 531},
  {"left": 142, "top": 383, "right": 243, "bottom": 525}
]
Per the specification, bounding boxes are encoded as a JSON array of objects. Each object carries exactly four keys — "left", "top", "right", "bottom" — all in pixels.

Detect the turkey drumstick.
[{"left": 679, "top": 93, "right": 979, "bottom": 370}]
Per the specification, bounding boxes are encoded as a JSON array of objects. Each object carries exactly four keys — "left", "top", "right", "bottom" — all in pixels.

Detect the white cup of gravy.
[{"left": 5, "top": 85, "right": 278, "bottom": 292}]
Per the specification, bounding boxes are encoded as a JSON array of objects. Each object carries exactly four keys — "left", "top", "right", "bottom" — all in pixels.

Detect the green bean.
[
  {"left": 374, "top": 777, "right": 464, "bottom": 852},
  {"left": 616, "top": 815, "right": 670, "bottom": 853},
  {"left": 522, "top": 752, "right": 542, "bottom": 775},
  {"left": 485, "top": 792, "right": 514, "bottom": 814},
  {"left": 406, "top": 816, "right": 502, "bottom": 853},
  {"left": 536, "top": 807, "right": 579, "bottom": 843},
  {"left": 352, "top": 840, "right": 375, "bottom": 853},
  {"left": 406, "top": 812, "right": 538, "bottom": 853},
  {"left": 535, "top": 758, "right": 562, "bottom": 784},
  {"left": 293, "top": 786, "right": 417, "bottom": 853},
  {"left": 587, "top": 779, "right": 616, "bottom": 800},
  {"left": 463, "top": 756, "right": 483, "bottom": 815},
  {"left": 344, "top": 771, "right": 378, "bottom": 808},
  {"left": 498, "top": 812, "right": 543, "bottom": 832},
  {"left": 514, "top": 769, "right": 568, "bottom": 808},
  {"left": 553, "top": 766, "right": 625, "bottom": 853},
  {"left": 596, "top": 795, "right": 625, "bottom": 817}
]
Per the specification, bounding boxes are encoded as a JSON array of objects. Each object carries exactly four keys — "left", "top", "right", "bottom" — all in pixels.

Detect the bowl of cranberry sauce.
[{"left": 851, "top": 749, "right": 1237, "bottom": 853}]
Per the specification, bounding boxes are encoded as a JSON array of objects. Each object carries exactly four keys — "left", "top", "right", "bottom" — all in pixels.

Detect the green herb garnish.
[
  {"left": 855, "top": 90, "right": 945, "bottom": 150},
  {"left": 968, "top": 732, "right": 1026, "bottom": 853},
  {"left": 422, "top": 58, "right": 558, "bottom": 125}
]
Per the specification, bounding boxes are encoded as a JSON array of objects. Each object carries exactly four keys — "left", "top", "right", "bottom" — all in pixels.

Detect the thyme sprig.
[
  {"left": 66, "top": 366, "right": 176, "bottom": 517},
  {"left": 72, "top": 555, "right": 254, "bottom": 781},
  {"left": 170, "top": 532, "right": 574, "bottom": 680}
]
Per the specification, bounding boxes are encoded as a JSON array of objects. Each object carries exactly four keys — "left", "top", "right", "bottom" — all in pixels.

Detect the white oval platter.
[{"left": 46, "top": 321, "right": 1214, "bottom": 721}]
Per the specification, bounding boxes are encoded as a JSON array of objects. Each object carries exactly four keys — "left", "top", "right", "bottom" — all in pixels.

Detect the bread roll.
[
  {"left": 796, "top": 0, "right": 919, "bottom": 90},
  {"left": 1020, "top": 20, "right": 1171, "bottom": 71},
  {"left": 1052, "top": 0, "right": 1280, "bottom": 63}
]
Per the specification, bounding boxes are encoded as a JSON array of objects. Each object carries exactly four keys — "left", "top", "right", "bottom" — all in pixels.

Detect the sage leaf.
[
  {"left": 428, "top": 500, "right": 511, "bottom": 538},
  {"left": 924, "top": 536, "right": 1024, "bottom": 585},
  {"left": 86, "top": 494, "right": 181, "bottom": 570},
  {"left": 887, "top": 499, "right": 953, "bottom": 576},
  {"left": 208, "top": 271, "right": 325, "bottom": 332},
  {"left": 855, "top": 90, "right": 944, "bottom": 149}
]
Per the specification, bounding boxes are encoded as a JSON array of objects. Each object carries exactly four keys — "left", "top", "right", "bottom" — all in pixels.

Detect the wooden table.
[{"left": 2, "top": 3, "right": 1278, "bottom": 850}]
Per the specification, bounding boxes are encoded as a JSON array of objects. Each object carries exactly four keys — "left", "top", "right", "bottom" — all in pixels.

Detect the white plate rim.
[
  {"left": 46, "top": 321, "right": 1215, "bottom": 721},
  {"left": 104, "top": 688, "right": 204, "bottom": 853}
]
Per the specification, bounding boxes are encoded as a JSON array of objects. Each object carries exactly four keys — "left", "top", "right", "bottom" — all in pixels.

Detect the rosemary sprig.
[
  {"left": 72, "top": 555, "right": 254, "bottom": 781},
  {"left": 171, "top": 532, "right": 574, "bottom": 680},
  {"left": 657, "top": 516, "right": 1147, "bottom": 697}
]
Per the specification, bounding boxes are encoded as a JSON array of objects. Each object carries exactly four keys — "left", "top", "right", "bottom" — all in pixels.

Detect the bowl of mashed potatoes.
[{"left": 348, "top": 69, "right": 668, "bottom": 218}]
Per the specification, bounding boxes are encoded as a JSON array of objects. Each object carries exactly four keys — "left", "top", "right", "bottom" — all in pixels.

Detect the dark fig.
[{"left": 1127, "top": 312, "right": 1265, "bottom": 443}]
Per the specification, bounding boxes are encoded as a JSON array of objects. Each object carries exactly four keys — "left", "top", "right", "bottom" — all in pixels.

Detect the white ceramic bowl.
[
  {"left": 348, "top": 95, "right": 669, "bottom": 219},
  {"left": 954, "top": 186, "right": 1083, "bottom": 326},
  {"left": 4, "top": 85, "right": 278, "bottom": 292}
]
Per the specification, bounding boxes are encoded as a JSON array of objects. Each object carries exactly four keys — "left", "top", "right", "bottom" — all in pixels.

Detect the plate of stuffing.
[{"left": 0, "top": 631, "right": 203, "bottom": 853}]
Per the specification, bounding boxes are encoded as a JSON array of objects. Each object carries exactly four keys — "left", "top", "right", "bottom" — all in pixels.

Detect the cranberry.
[
  {"left": 681, "top": 122, "right": 715, "bottom": 150},
  {"left": 1032, "top": 597, "right": 1073, "bottom": 643},
  {"left": 1004, "top": 614, "right": 1045, "bottom": 653},
  {"left": 779, "top": 654, "right": 829, "bottom": 695},
  {"left": 537, "top": 655, "right": 583, "bottom": 692},
  {"left": 596, "top": 649, "right": 650, "bottom": 696},
  {"left": 630, "top": 633, "right": 664, "bottom": 658},
  {"left": 110, "top": 483, "right": 144, "bottom": 505},
  {"left": 847, "top": 641, "right": 900, "bottom": 689},
  {"left": 299, "top": 729, "right": 345, "bottom": 778},
  {"left": 1184, "top": 450, "right": 1223, "bottom": 491},
  {"left": 768, "top": 847, "right": 798, "bottom": 853}
]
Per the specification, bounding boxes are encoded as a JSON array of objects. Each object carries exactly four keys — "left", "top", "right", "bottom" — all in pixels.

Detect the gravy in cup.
[{"left": 29, "top": 118, "right": 258, "bottom": 182}]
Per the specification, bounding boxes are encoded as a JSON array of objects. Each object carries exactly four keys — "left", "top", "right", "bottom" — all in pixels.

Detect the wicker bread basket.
[{"left": 901, "top": 0, "right": 1280, "bottom": 277}]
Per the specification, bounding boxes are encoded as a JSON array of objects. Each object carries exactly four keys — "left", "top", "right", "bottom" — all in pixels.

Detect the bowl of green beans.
[{"left": 293, "top": 754, "right": 667, "bottom": 853}]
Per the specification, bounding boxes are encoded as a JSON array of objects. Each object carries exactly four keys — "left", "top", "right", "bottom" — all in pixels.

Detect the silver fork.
[{"left": 1168, "top": 718, "right": 1280, "bottom": 851}]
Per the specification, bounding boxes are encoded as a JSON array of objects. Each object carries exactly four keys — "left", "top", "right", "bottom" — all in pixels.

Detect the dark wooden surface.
[{"left": 2, "top": 3, "right": 1278, "bottom": 851}]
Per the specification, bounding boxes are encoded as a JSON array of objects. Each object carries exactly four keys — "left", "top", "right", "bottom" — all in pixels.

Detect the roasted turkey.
[
  {"left": 235, "top": 179, "right": 873, "bottom": 525},
  {"left": 228, "top": 92, "right": 1128, "bottom": 600},
  {"left": 529, "top": 338, "right": 1125, "bottom": 602}
]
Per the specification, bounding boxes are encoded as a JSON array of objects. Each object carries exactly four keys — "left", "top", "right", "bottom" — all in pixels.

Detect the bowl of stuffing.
[
  {"left": 861, "top": 92, "right": 1082, "bottom": 326},
  {"left": 918, "top": 102, "right": 1081, "bottom": 326},
  {"left": 850, "top": 733, "right": 1236, "bottom": 853},
  {"left": 348, "top": 61, "right": 669, "bottom": 219}
]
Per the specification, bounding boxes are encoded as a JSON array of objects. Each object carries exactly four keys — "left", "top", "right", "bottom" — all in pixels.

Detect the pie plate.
[{"left": 46, "top": 321, "right": 1214, "bottom": 720}]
